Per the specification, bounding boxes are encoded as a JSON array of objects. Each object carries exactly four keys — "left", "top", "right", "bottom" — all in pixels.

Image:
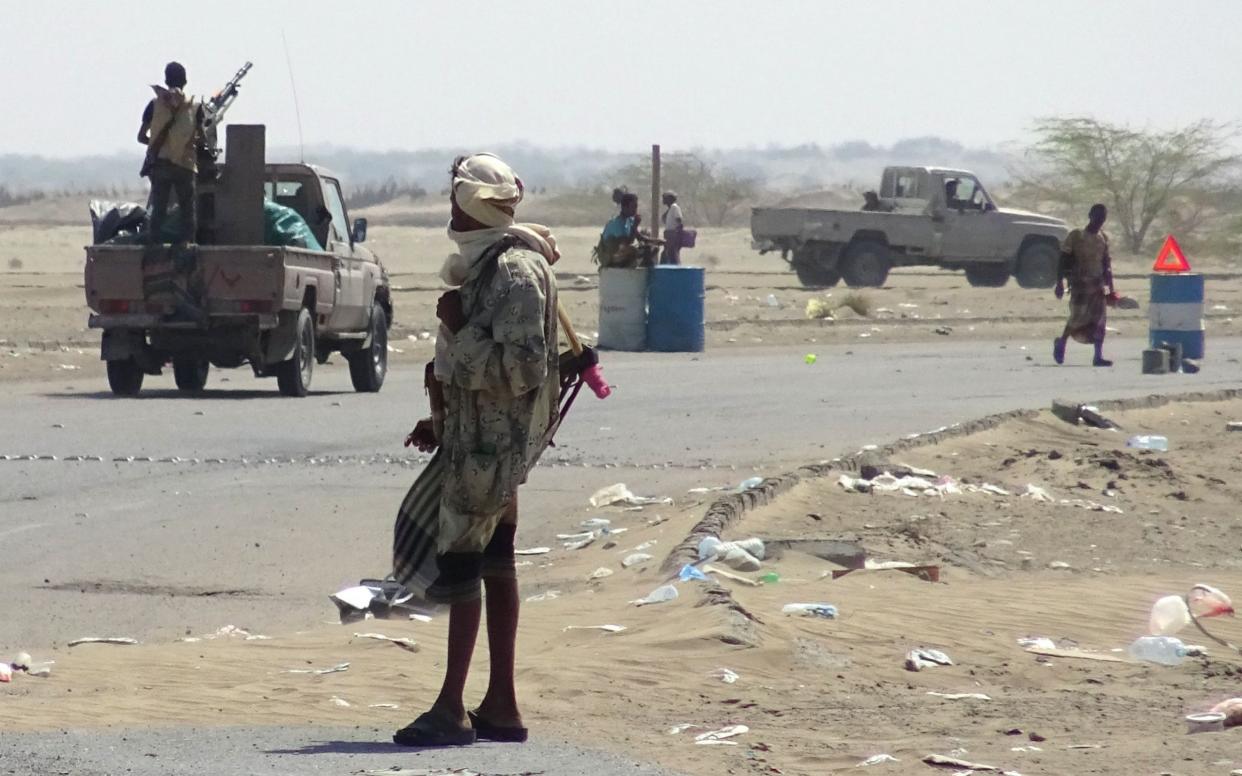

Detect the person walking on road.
[
  {"left": 660, "top": 191, "right": 684, "bottom": 265},
  {"left": 1054, "top": 203, "right": 1116, "bottom": 367},
  {"left": 393, "top": 152, "right": 561, "bottom": 747},
  {"left": 138, "top": 62, "right": 203, "bottom": 244}
]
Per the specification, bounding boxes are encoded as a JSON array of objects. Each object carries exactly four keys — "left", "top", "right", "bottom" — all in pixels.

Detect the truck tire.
[
  {"left": 276, "top": 307, "right": 315, "bottom": 397},
  {"left": 1016, "top": 242, "right": 1059, "bottom": 288},
  {"left": 173, "top": 357, "right": 210, "bottom": 393},
  {"left": 106, "top": 358, "right": 144, "bottom": 396},
  {"left": 793, "top": 262, "right": 840, "bottom": 288},
  {"left": 965, "top": 264, "right": 1010, "bottom": 287},
  {"left": 348, "top": 303, "right": 388, "bottom": 393},
  {"left": 841, "top": 240, "right": 891, "bottom": 287}
]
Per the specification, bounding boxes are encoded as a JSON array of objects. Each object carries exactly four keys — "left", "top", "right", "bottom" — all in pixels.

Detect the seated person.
[
  {"left": 861, "top": 190, "right": 894, "bottom": 212},
  {"left": 595, "top": 192, "right": 658, "bottom": 268}
]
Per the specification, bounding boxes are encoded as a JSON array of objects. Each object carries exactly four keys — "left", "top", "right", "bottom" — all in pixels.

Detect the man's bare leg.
[
  {"left": 477, "top": 503, "right": 523, "bottom": 729},
  {"left": 431, "top": 596, "right": 483, "bottom": 726}
]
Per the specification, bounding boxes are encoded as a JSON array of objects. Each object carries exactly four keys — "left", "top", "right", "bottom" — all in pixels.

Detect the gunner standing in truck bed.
[{"left": 138, "top": 61, "right": 204, "bottom": 244}]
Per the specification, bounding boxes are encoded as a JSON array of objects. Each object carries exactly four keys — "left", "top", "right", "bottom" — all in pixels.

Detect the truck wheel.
[
  {"left": 965, "top": 265, "right": 1010, "bottom": 287},
  {"left": 276, "top": 307, "right": 315, "bottom": 397},
  {"left": 1016, "top": 242, "right": 1059, "bottom": 288},
  {"left": 106, "top": 359, "right": 144, "bottom": 396},
  {"left": 348, "top": 303, "right": 388, "bottom": 393},
  {"left": 173, "top": 357, "right": 210, "bottom": 393},
  {"left": 841, "top": 240, "right": 891, "bottom": 287},
  {"left": 793, "top": 260, "right": 841, "bottom": 288}
]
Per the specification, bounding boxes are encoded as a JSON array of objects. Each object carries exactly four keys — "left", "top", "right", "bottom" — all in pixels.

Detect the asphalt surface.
[{"left": 2, "top": 336, "right": 1239, "bottom": 774}]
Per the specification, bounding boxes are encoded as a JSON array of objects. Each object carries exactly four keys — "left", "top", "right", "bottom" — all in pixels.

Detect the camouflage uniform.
[{"left": 437, "top": 246, "right": 560, "bottom": 554}]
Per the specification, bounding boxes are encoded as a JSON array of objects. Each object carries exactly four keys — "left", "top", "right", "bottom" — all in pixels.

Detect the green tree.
[{"left": 1021, "top": 117, "right": 1241, "bottom": 252}]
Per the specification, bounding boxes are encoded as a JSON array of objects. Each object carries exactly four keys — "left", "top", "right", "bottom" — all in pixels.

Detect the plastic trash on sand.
[
  {"left": 632, "top": 584, "right": 679, "bottom": 606},
  {"left": 678, "top": 564, "right": 711, "bottom": 582},
  {"left": 857, "top": 754, "right": 900, "bottom": 766},
  {"left": 695, "top": 724, "right": 748, "bottom": 743},
  {"left": 905, "top": 648, "right": 953, "bottom": 671},
  {"left": 1127, "top": 434, "right": 1169, "bottom": 452},
  {"left": 622, "top": 553, "right": 654, "bottom": 568},
  {"left": 1149, "top": 585, "right": 1234, "bottom": 635},
  {"left": 0, "top": 664, "right": 10, "bottom": 683},
  {"left": 709, "top": 667, "right": 739, "bottom": 684},
  {"left": 782, "top": 603, "right": 838, "bottom": 618},
  {"left": 737, "top": 476, "right": 765, "bottom": 491},
  {"left": 1128, "top": 635, "right": 1187, "bottom": 666},
  {"left": 698, "top": 536, "right": 766, "bottom": 571},
  {"left": 589, "top": 483, "right": 672, "bottom": 508}
]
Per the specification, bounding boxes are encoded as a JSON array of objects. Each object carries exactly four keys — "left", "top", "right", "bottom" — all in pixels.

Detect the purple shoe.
[{"left": 1052, "top": 338, "right": 1065, "bottom": 365}]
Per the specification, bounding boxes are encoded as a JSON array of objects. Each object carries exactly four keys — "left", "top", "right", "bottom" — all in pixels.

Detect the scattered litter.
[
  {"left": 589, "top": 483, "right": 671, "bottom": 508},
  {"left": 687, "top": 486, "right": 728, "bottom": 495},
  {"left": 695, "top": 724, "right": 748, "bottom": 743},
  {"left": 702, "top": 564, "right": 762, "bottom": 587},
  {"left": 737, "top": 476, "right": 765, "bottom": 491},
  {"left": 857, "top": 754, "right": 900, "bottom": 766},
  {"left": 1186, "top": 712, "right": 1226, "bottom": 734},
  {"left": 632, "top": 540, "right": 658, "bottom": 552},
  {"left": 563, "top": 624, "right": 626, "bottom": 634},
  {"left": 285, "top": 662, "right": 350, "bottom": 675},
  {"left": 805, "top": 353, "right": 818, "bottom": 365},
  {"left": 369, "top": 703, "right": 401, "bottom": 710},
  {"left": 1048, "top": 561, "right": 1072, "bottom": 570},
  {"left": 1227, "top": 422, "right": 1242, "bottom": 432},
  {"left": 1126, "top": 434, "right": 1169, "bottom": 452},
  {"left": 905, "top": 648, "right": 953, "bottom": 671},
  {"left": 525, "top": 590, "right": 561, "bottom": 603},
  {"left": 934, "top": 326, "right": 952, "bottom": 336},
  {"left": 7, "top": 652, "right": 52, "bottom": 678},
  {"left": 580, "top": 518, "right": 611, "bottom": 530},
  {"left": 353, "top": 633, "right": 419, "bottom": 652},
  {"left": 667, "top": 723, "right": 700, "bottom": 735},
  {"left": 67, "top": 637, "right": 138, "bottom": 647},
  {"left": 514, "top": 546, "right": 551, "bottom": 555},
  {"left": 696, "top": 740, "right": 739, "bottom": 746},
  {"left": 782, "top": 603, "right": 838, "bottom": 618},
  {"left": 765, "top": 294, "right": 780, "bottom": 308},
  {"left": 632, "top": 584, "right": 679, "bottom": 606},
  {"left": 329, "top": 695, "right": 352, "bottom": 707},
  {"left": 589, "top": 567, "right": 614, "bottom": 580},
  {"left": 926, "top": 691, "right": 991, "bottom": 701},
  {"left": 709, "top": 667, "right": 739, "bottom": 684},
  {"left": 331, "top": 580, "right": 431, "bottom": 624},
  {"left": 1021, "top": 484, "right": 1053, "bottom": 502},
  {"left": 1149, "top": 585, "right": 1233, "bottom": 635},
  {"left": 622, "top": 553, "right": 654, "bottom": 568},
  {"left": 698, "top": 536, "right": 765, "bottom": 570},
  {"left": 0, "top": 664, "right": 9, "bottom": 682},
  {"left": 563, "top": 535, "right": 595, "bottom": 551},
  {"left": 678, "top": 564, "right": 712, "bottom": 582}
]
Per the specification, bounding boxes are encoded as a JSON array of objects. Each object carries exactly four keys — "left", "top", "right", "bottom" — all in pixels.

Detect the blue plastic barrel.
[
  {"left": 1149, "top": 273, "right": 1204, "bottom": 359},
  {"left": 646, "top": 266, "right": 705, "bottom": 352}
]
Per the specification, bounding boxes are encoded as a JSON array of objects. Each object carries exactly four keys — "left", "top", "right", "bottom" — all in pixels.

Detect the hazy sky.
[{"left": 3, "top": 0, "right": 1238, "bottom": 158}]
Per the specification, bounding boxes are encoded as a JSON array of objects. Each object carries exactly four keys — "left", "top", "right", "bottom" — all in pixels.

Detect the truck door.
[
  {"left": 937, "top": 176, "right": 1005, "bottom": 262},
  {"left": 322, "top": 178, "right": 367, "bottom": 329}
]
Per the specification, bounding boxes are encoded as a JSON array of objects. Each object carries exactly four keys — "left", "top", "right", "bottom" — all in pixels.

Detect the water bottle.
[
  {"left": 1128, "top": 635, "right": 1187, "bottom": 666},
  {"left": 782, "top": 603, "right": 838, "bottom": 619},
  {"left": 1126, "top": 435, "right": 1169, "bottom": 452}
]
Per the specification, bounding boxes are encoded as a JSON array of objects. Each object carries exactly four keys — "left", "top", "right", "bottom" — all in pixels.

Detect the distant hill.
[{"left": 0, "top": 137, "right": 1016, "bottom": 195}]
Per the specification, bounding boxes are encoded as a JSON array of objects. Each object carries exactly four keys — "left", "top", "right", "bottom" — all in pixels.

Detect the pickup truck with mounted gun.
[
  {"left": 85, "top": 121, "right": 393, "bottom": 397},
  {"left": 751, "top": 166, "right": 1069, "bottom": 289}
]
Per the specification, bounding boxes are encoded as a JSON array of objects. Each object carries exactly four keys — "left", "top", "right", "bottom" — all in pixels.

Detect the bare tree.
[
  {"left": 612, "top": 154, "right": 759, "bottom": 227},
  {"left": 1021, "top": 117, "right": 1241, "bottom": 252}
]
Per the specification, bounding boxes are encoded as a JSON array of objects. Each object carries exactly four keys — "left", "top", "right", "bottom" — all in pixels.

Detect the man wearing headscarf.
[
  {"left": 393, "top": 153, "right": 560, "bottom": 747},
  {"left": 1054, "top": 203, "right": 1116, "bottom": 367},
  {"left": 138, "top": 62, "right": 203, "bottom": 243},
  {"left": 660, "top": 190, "right": 684, "bottom": 265}
]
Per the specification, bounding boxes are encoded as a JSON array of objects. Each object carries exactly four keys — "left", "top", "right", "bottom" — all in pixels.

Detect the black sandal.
[
  {"left": 393, "top": 710, "right": 477, "bottom": 747},
  {"left": 468, "top": 709, "right": 529, "bottom": 743}
]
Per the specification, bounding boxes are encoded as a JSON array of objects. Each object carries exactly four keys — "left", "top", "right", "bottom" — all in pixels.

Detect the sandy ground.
[
  {"left": 7, "top": 399, "right": 1242, "bottom": 774},
  {"left": 6, "top": 219, "right": 1242, "bottom": 774},
  {"left": 3, "top": 223, "right": 1241, "bottom": 385}
]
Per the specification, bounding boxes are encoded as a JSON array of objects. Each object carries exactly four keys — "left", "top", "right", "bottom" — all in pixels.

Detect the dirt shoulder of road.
[{"left": 7, "top": 398, "right": 1242, "bottom": 774}]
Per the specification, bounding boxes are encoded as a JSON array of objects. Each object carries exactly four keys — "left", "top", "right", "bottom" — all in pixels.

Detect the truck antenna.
[{"left": 281, "top": 30, "right": 305, "bottom": 163}]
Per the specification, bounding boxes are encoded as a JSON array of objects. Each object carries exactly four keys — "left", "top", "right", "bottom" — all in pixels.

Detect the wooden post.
[{"left": 651, "top": 144, "right": 661, "bottom": 240}]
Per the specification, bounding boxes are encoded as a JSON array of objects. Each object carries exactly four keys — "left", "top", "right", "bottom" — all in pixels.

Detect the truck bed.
[
  {"left": 751, "top": 206, "right": 926, "bottom": 245},
  {"left": 85, "top": 245, "right": 336, "bottom": 326}
]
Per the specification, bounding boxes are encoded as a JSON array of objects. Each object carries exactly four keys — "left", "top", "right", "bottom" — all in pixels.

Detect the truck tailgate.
[{"left": 85, "top": 245, "right": 335, "bottom": 317}]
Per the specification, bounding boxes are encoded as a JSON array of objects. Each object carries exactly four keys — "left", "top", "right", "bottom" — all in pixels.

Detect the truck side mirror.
[{"left": 353, "top": 218, "right": 368, "bottom": 243}]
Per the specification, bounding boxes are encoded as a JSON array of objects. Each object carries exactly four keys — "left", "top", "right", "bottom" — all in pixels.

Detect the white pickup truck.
[{"left": 751, "top": 166, "right": 1069, "bottom": 288}]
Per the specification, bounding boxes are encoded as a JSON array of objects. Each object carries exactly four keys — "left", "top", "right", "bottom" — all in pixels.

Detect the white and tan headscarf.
[{"left": 441, "top": 153, "right": 559, "bottom": 285}]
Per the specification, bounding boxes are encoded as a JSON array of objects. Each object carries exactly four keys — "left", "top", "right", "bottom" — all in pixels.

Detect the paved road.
[{"left": 1, "top": 337, "right": 1238, "bottom": 774}]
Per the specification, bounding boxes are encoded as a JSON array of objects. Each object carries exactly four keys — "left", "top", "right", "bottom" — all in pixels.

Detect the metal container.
[{"left": 646, "top": 266, "right": 705, "bottom": 353}]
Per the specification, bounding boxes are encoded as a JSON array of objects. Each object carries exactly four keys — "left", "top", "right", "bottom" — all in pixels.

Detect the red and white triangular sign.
[{"left": 1153, "top": 235, "right": 1191, "bottom": 273}]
